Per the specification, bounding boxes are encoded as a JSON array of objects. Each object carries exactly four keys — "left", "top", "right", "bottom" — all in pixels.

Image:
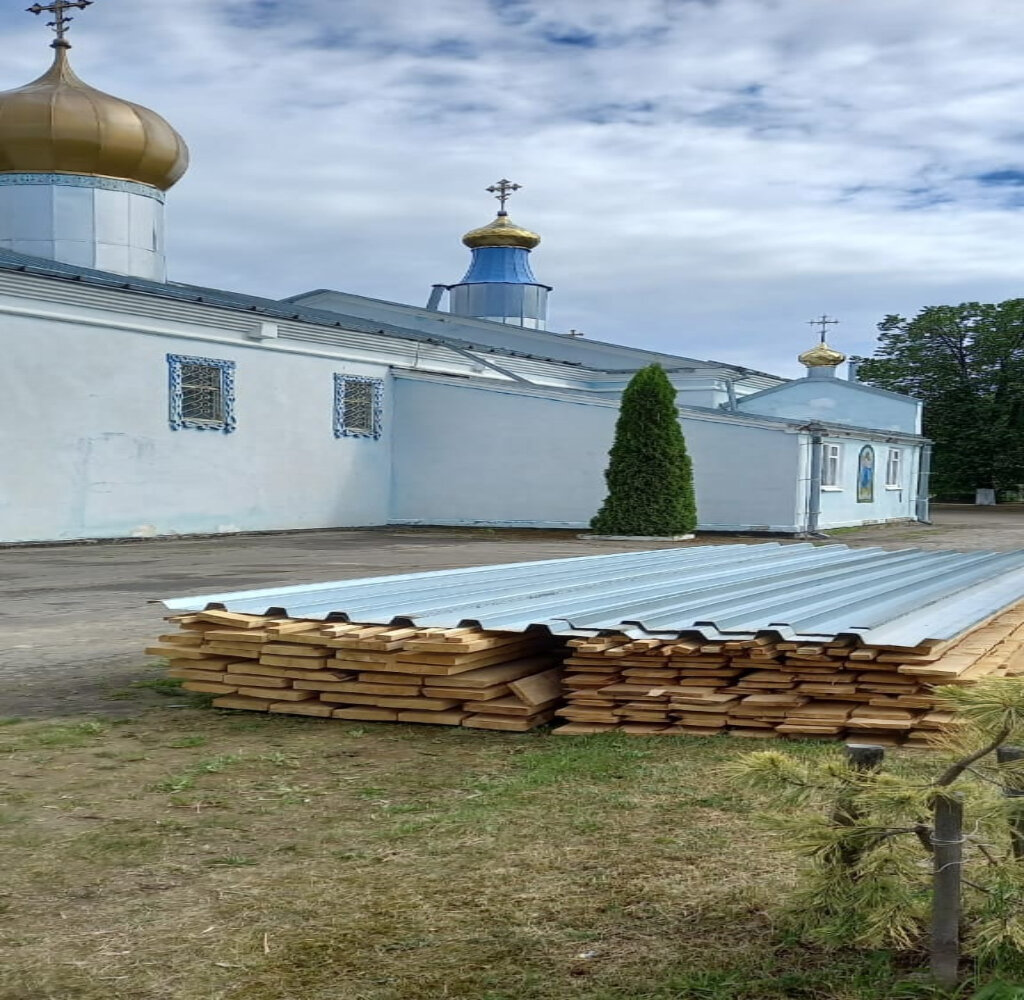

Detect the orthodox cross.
[
  {"left": 27, "top": 0, "right": 93, "bottom": 48},
  {"left": 807, "top": 314, "right": 839, "bottom": 342},
  {"left": 487, "top": 179, "right": 522, "bottom": 213}
]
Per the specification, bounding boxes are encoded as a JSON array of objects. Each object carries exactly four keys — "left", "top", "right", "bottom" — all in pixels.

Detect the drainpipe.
[
  {"left": 725, "top": 377, "right": 738, "bottom": 412},
  {"left": 916, "top": 443, "right": 933, "bottom": 524},
  {"left": 425, "top": 285, "right": 447, "bottom": 311}
]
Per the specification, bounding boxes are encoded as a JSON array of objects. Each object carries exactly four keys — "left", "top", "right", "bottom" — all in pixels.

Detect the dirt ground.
[{"left": 2, "top": 505, "right": 1022, "bottom": 719}]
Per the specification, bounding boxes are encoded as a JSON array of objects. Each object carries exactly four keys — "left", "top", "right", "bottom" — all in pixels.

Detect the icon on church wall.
[{"left": 857, "top": 445, "right": 875, "bottom": 503}]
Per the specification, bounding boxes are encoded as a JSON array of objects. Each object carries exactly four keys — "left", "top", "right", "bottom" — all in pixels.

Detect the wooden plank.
[
  {"left": 267, "top": 701, "right": 335, "bottom": 717},
  {"left": 332, "top": 707, "right": 399, "bottom": 721},
  {"left": 328, "top": 681, "right": 422, "bottom": 697},
  {"left": 371, "top": 696, "right": 462, "bottom": 711},
  {"left": 462, "top": 710, "right": 556, "bottom": 731},
  {"left": 181, "top": 681, "right": 237, "bottom": 694},
  {"left": 551, "top": 722, "right": 619, "bottom": 734},
  {"left": 220, "top": 674, "right": 290, "bottom": 689},
  {"left": 507, "top": 667, "right": 563, "bottom": 707},
  {"left": 462, "top": 695, "right": 553, "bottom": 716},
  {"left": 195, "top": 611, "right": 269, "bottom": 628},
  {"left": 261, "top": 643, "right": 329, "bottom": 657},
  {"left": 397, "top": 710, "right": 469, "bottom": 726},
  {"left": 394, "top": 639, "right": 550, "bottom": 666},
  {"left": 318, "top": 693, "right": 385, "bottom": 705},
  {"left": 356, "top": 671, "right": 428, "bottom": 685},
  {"left": 408, "top": 655, "right": 559, "bottom": 684},
  {"left": 202, "top": 644, "right": 262, "bottom": 658},
  {"left": 422, "top": 683, "right": 510, "bottom": 701},
  {"left": 260, "top": 655, "right": 332, "bottom": 669},
  {"left": 168, "top": 668, "right": 230, "bottom": 683},
  {"left": 203, "top": 630, "right": 269, "bottom": 643},
  {"left": 212, "top": 695, "right": 272, "bottom": 711},
  {"left": 237, "top": 686, "right": 314, "bottom": 702}
]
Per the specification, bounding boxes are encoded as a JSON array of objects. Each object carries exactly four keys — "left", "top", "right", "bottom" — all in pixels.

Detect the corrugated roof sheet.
[{"left": 162, "top": 542, "right": 1024, "bottom": 648}]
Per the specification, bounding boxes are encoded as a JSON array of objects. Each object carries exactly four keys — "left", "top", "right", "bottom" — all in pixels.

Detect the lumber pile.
[
  {"left": 553, "top": 606, "right": 1024, "bottom": 745},
  {"left": 149, "top": 611, "right": 563, "bottom": 730}
]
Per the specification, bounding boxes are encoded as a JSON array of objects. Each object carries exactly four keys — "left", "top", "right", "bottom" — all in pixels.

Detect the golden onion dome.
[
  {"left": 0, "top": 47, "right": 189, "bottom": 191},
  {"left": 799, "top": 340, "right": 847, "bottom": 368},
  {"left": 462, "top": 211, "right": 540, "bottom": 250}
]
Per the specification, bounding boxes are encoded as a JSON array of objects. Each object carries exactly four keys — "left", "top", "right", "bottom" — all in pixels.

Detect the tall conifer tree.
[{"left": 590, "top": 364, "right": 697, "bottom": 535}]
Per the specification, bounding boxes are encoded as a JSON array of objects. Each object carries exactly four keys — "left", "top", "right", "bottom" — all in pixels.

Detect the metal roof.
[
  {"left": 0, "top": 247, "right": 775, "bottom": 380},
  {"left": 162, "top": 542, "right": 1024, "bottom": 649}
]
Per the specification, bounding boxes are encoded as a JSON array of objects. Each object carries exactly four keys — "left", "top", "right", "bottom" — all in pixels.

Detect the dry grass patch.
[{"left": 0, "top": 706, "right": 944, "bottom": 1000}]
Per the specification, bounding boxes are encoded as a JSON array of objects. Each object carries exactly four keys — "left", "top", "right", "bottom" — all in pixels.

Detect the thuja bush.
[
  {"left": 728, "top": 679, "right": 1024, "bottom": 987},
  {"left": 590, "top": 364, "right": 697, "bottom": 536}
]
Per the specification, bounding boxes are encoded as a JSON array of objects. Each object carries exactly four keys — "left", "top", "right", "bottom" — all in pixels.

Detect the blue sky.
[{"left": 3, "top": 0, "right": 1024, "bottom": 375}]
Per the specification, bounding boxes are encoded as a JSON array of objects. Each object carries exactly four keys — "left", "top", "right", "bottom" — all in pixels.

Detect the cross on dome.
[
  {"left": 799, "top": 314, "right": 846, "bottom": 369},
  {"left": 807, "top": 313, "right": 839, "bottom": 343},
  {"left": 27, "top": 0, "right": 93, "bottom": 48},
  {"left": 486, "top": 179, "right": 522, "bottom": 214}
]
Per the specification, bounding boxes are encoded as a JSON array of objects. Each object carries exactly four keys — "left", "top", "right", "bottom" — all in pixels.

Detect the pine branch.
[{"left": 934, "top": 726, "right": 1011, "bottom": 787}]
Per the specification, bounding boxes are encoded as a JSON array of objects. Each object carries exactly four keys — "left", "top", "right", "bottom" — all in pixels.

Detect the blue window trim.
[
  {"left": 167, "top": 354, "right": 236, "bottom": 433},
  {"left": 333, "top": 374, "right": 383, "bottom": 439}
]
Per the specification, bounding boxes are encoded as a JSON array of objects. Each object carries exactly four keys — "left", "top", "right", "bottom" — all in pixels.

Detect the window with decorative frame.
[
  {"left": 821, "top": 443, "right": 842, "bottom": 488},
  {"left": 167, "top": 354, "right": 236, "bottom": 433},
  {"left": 333, "top": 374, "right": 383, "bottom": 439},
  {"left": 886, "top": 447, "right": 903, "bottom": 487}
]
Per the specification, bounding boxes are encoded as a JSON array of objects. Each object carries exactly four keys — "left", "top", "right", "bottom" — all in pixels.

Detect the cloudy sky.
[{"left": 3, "top": 0, "right": 1024, "bottom": 376}]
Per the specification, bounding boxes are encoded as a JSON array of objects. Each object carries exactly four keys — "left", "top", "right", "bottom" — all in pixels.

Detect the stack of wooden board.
[
  {"left": 148, "top": 611, "right": 563, "bottom": 730},
  {"left": 553, "top": 605, "right": 1024, "bottom": 744}
]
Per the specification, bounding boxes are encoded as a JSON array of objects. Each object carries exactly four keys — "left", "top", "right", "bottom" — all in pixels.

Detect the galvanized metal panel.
[{"left": 162, "top": 542, "right": 1024, "bottom": 648}]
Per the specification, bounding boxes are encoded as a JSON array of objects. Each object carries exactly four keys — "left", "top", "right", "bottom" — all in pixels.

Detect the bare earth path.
[{"left": 2, "top": 506, "right": 1023, "bottom": 718}]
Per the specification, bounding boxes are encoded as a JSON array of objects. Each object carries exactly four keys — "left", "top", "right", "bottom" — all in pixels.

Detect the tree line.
[{"left": 857, "top": 301, "right": 1024, "bottom": 500}]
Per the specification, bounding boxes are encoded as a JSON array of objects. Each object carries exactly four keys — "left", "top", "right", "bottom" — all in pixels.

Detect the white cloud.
[{"left": 2, "top": 0, "right": 1024, "bottom": 376}]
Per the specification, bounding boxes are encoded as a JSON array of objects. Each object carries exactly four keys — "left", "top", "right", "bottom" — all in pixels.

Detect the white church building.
[{"left": 0, "top": 12, "right": 929, "bottom": 545}]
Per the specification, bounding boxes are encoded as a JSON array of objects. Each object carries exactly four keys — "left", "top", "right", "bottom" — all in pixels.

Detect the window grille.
[
  {"left": 167, "top": 354, "right": 236, "bottom": 433},
  {"left": 886, "top": 448, "right": 902, "bottom": 487},
  {"left": 822, "top": 443, "right": 842, "bottom": 487},
  {"left": 334, "top": 375, "right": 383, "bottom": 439}
]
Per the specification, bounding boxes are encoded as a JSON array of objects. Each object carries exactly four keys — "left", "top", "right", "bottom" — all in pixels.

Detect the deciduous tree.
[{"left": 857, "top": 302, "right": 1024, "bottom": 497}]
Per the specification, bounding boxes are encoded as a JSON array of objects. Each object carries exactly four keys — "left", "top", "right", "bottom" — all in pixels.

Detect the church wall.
[
  {"left": 0, "top": 314, "right": 392, "bottom": 542},
  {"left": 390, "top": 377, "right": 613, "bottom": 528},
  {"left": 811, "top": 435, "right": 921, "bottom": 530},
  {"left": 683, "top": 420, "right": 804, "bottom": 533},
  {"left": 736, "top": 378, "right": 921, "bottom": 434},
  {"left": 390, "top": 376, "right": 805, "bottom": 532}
]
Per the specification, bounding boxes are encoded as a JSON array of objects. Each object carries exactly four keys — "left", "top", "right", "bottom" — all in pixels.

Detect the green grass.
[{"left": 0, "top": 709, "right": 997, "bottom": 1000}]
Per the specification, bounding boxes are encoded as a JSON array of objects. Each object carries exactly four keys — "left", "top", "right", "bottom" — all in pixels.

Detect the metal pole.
[
  {"left": 930, "top": 794, "right": 963, "bottom": 990},
  {"left": 916, "top": 443, "right": 933, "bottom": 524}
]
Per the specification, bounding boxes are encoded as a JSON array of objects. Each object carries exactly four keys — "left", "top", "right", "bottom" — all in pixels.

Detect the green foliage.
[
  {"left": 856, "top": 302, "right": 1024, "bottom": 495},
  {"left": 590, "top": 364, "right": 697, "bottom": 535},
  {"left": 728, "top": 679, "right": 1024, "bottom": 979}
]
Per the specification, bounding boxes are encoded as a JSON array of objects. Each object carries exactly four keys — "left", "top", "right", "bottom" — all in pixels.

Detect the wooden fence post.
[
  {"left": 930, "top": 793, "right": 964, "bottom": 990},
  {"left": 830, "top": 744, "right": 886, "bottom": 870},
  {"left": 996, "top": 746, "right": 1024, "bottom": 861}
]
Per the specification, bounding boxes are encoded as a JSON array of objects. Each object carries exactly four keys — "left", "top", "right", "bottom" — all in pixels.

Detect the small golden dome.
[
  {"left": 799, "top": 341, "right": 847, "bottom": 368},
  {"left": 462, "top": 212, "right": 540, "bottom": 250},
  {"left": 0, "top": 47, "right": 189, "bottom": 191}
]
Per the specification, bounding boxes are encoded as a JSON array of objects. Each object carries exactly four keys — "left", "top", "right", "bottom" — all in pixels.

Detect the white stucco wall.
[
  {"left": 737, "top": 376, "right": 921, "bottom": 434},
  {"left": 810, "top": 435, "right": 921, "bottom": 529},
  {"left": 390, "top": 375, "right": 806, "bottom": 532},
  {"left": 0, "top": 312, "right": 391, "bottom": 542}
]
